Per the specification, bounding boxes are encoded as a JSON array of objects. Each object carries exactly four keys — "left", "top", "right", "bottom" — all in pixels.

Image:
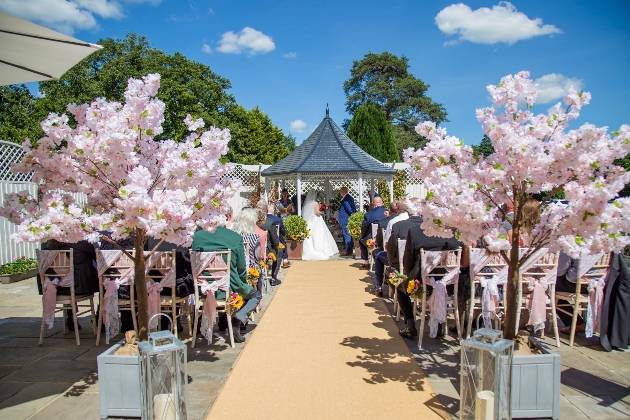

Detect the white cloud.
[
  {"left": 533, "top": 73, "right": 584, "bottom": 104},
  {"left": 0, "top": 0, "right": 160, "bottom": 35},
  {"left": 435, "top": 2, "right": 562, "bottom": 46},
  {"left": 283, "top": 52, "right": 297, "bottom": 59},
  {"left": 201, "top": 44, "right": 212, "bottom": 54},
  {"left": 216, "top": 27, "right": 275, "bottom": 55},
  {"left": 290, "top": 120, "right": 307, "bottom": 133},
  {"left": 208, "top": 8, "right": 214, "bottom": 15}
]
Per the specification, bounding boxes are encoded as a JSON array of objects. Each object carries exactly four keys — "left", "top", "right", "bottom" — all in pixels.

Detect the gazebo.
[{"left": 261, "top": 107, "right": 397, "bottom": 216}]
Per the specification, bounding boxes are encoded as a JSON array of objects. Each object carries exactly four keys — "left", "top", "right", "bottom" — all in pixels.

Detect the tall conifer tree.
[{"left": 347, "top": 104, "right": 399, "bottom": 162}]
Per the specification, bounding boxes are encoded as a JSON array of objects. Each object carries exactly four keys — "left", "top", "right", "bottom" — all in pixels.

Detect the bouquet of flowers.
[
  {"left": 247, "top": 267, "right": 260, "bottom": 288},
  {"left": 278, "top": 242, "right": 285, "bottom": 250},
  {"left": 320, "top": 202, "right": 329, "bottom": 212},
  {"left": 227, "top": 292, "right": 244, "bottom": 315},
  {"left": 388, "top": 270, "right": 407, "bottom": 287},
  {"left": 347, "top": 211, "right": 366, "bottom": 240},
  {"left": 406, "top": 278, "right": 423, "bottom": 300},
  {"left": 327, "top": 217, "right": 338, "bottom": 225},
  {"left": 284, "top": 215, "right": 310, "bottom": 241},
  {"left": 365, "top": 238, "right": 375, "bottom": 248},
  {"left": 262, "top": 252, "right": 276, "bottom": 267}
]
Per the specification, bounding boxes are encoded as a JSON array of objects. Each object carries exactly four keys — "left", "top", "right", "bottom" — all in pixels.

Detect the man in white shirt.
[{"left": 384, "top": 200, "right": 409, "bottom": 244}]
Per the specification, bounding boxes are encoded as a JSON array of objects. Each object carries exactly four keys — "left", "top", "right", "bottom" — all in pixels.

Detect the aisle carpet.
[{"left": 207, "top": 260, "right": 448, "bottom": 419}]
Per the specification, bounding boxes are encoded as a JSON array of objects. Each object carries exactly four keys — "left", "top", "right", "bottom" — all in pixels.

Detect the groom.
[{"left": 338, "top": 187, "right": 357, "bottom": 256}]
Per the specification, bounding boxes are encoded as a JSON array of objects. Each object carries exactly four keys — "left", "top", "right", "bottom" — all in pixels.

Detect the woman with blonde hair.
[
  {"left": 232, "top": 208, "right": 262, "bottom": 270},
  {"left": 507, "top": 198, "right": 541, "bottom": 247}
]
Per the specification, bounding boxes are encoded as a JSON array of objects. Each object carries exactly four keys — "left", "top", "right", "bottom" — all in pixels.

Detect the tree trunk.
[
  {"left": 133, "top": 229, "right": 149, "bottom": 341},
  {"left": 503, "top": 241, "right": 520, "bottom": 339}
]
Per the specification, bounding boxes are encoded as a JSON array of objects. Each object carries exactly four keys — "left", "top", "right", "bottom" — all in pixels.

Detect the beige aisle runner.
[{"left": 207, "top": 260, "right": 448, "bottom": 419}]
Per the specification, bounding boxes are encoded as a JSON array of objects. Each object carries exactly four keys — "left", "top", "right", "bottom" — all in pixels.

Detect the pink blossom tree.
[
  {"left": 404, "top": 71, "right": 630, "bottom": 339},
  {"left": 1, "top": 74, "right": 239, "bottom": 340}
]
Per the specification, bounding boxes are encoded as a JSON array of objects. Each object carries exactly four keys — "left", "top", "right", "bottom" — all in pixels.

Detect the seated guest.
[
  {"left": 399, "top": 225, "right": 468, "bottom": 338},
  {"left": 191, "top": 225, "right": 261, "bottom": 343},
  {"left": 374, "top": 200, "right": 412, "bottom": 296},
  {"left": 232, "top": 208, "right": 262, "bottom": 271},
  {"left": 385, "top": 205, "right": 423, "bottom": 270},
  {"left": 358, "top": 196, "right": 387, "bottom": 269},
  {"left": 371, "top": 201, "right": 399, "bottom": 295},
  {"left": 254, "top": 208, "right": 268, "bottom": 261},
  {"left": 256, "top": 200, "right": 282, "bottom": 286},
  {"left": 507, "top": 198, "right": 539, "bottom": 247},
  {"left": 276, "top": 189, "right": 294, "bottom": 220},
  {"left": 384, "top": 200, "right": 410, "bottom": 245},
  {"left": 225, "top": 206, "right": 235, "bottom": 230},
  {"left": 262, "top": 200, "right": 290, "bottom": 269},
  {"left": 39, "top": 239, "right": 99, "bottom": 331}
]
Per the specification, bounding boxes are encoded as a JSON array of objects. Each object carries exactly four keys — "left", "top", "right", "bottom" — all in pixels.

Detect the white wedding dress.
[{"left": 301, "top": 191, "right": 339, "bottom": 261}]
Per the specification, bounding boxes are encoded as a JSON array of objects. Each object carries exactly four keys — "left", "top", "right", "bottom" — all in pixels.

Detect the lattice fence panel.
[
  {"left": 222, "top": 164, "right": 260, "bottom": 189},
  {"left": 0, "top": 140, "right": 32, "bottom": 182}
]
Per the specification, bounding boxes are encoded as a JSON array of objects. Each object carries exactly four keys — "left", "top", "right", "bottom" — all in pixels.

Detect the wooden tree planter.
[
  {"left": 97, "top": 342, "right": 141, "bottom": 418},
  {"left": 511, "top": 337, "right": 561, "bottom": 420},
  {"left": 286, "top": 241, "right": 303, "bottom": 260},
  {"left": 0, "top": 268, "right": 38, "bottom": 284},
  {"left": 353, "top": 240, "right": 362, "bottom": 260}
]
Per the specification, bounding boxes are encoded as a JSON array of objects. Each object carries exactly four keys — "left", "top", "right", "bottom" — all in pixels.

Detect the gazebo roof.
[{"left": 261, "top": 108, "right": 396, "bottom": 178}]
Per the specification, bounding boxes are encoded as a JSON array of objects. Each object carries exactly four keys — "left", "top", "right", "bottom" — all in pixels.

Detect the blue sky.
[{"left": 3, "top": 0, "right": 629, "bottom": 146}]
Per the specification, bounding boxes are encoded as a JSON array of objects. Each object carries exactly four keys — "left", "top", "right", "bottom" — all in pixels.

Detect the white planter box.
[
  {"left": 97, "top": 342, "right": 141, "bottom": 418},
  {"left": 511, "top": 337, "right": 561, "bottom": 420}
]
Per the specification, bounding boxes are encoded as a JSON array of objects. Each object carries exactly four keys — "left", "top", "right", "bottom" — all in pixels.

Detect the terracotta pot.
[{"left": 286, "top": 240, "right": 303, "bottom": 260}]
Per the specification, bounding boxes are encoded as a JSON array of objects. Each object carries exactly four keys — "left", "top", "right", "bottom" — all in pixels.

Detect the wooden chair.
[
  {"left": 191, "top": 250, "right": 233, "bottom": 348},
  {"left": 145, "top": 250, "right": 192, "bottom": 338},
  {"left": 242, "top": 240, "right": 259, "bottom": 319},
  {"left": 37, "top": 249, "right": 96, "bottom": 346},
  {"left": 368, "top": 223, "right": 378, "bottom": 272},
  {"left": 554, "top": 252, "right": 611, "bottom": 346},
  {"left": 519, "top": 249, "right": 561, "bottom": 347},
  {"left": 417, "top": 248, "right": 462, "bottom": 348},
  {"left": 391, "top": 238, "right": 407, "bottom": 321},
  {"left": 95, "top": 249, "right": 137, "bottom": 346},
  {"left": 466, "top": 249, "right": 506, "bottom": 338}
]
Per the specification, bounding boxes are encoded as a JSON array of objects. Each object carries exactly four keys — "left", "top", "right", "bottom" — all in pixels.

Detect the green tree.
[
  {"left": 343, "top": 52, "right": 448, "bottom": 154},
  {"left": 615, "top": 154, "right": 630, "bottom": 197},
  {"left": 472, "top": 135, "right": 495, "bottom": 158},
  {"left": 0, "top": 85, "right": 42, "bottom": 144},
  {"left": 224, "top": 106, "right": 290, "bottom": 164},
  {"left": 347, "top": 104, "right": 398, "bottom": 162},
  {"left": 283, "top": 133, "right": 297, "bottom": 152}
]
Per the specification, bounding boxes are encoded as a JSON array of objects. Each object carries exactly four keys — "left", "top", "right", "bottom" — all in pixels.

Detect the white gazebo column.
[
  {"left": 297, "top": 173, "right": 302, "bottom": 216},
  {"left": 370, "top": 177, "right": 375, "bottom": 202},
  {"left": 358, "top": 172, "right": 363, "bottom": 211},
  {"left": 264, "top": 178, "right": 269, "bottom": 202},
  {"left": 325, "top": 178, "right": 330, "bottom": 208},
  {"left": 388, "top": 175, "right": 394, "bottom": 203}
]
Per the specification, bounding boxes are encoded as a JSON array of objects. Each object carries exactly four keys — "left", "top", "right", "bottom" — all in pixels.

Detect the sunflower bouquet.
[
  {"left": 347, "top": 211, "right": 366, "bottom": 240},
  {"left": 278, "top": 242, "right": 285, "bottom": 250},
  {"left": 365, "top": 238, "right": 375, "bottom": 248},
  {"left": 284, "top": 215, "right": 310, "bottom": 242},
  {"left": 247, "top": 267, "right": 260, "bottom": 288},
  {"left": 261, "top": 252, "right": 276, "bottom": 267},
  {"left": 406, "top": 278, "right": 424, "bottom": 300},
  {"left": 227, "top": 292, "right": 244, "bottom": 315}
]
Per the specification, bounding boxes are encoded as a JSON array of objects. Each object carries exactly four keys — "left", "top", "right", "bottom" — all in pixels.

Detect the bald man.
[{"left": 358, "top": 196, "right": 387, "bottom": 268}]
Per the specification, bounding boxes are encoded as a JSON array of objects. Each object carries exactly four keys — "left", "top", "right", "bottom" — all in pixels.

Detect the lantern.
[
  {"left": 460, "top": 328, "right": 513, "bottom": 420},
  {"left": 139, "top": 315, "right": 188, "bottom": 420}
]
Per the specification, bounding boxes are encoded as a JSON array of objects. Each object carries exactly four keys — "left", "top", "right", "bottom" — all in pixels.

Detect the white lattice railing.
[{"left": 0, "top": 140, "right": 32, "bottom": 182}]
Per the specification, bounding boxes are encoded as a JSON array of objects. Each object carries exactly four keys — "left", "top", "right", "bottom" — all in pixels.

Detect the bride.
[{"left": 301, "top": 190, "right": 339, "bottom": 261}]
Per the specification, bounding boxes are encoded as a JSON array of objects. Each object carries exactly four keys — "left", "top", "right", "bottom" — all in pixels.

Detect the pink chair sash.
[
  {"left": 421, "top": 250, "right": 460, "bottom": 338},
  {"left": 579, "top": 252, "right": 606, "bottom": 338},
  {"left": 144, "top": 252, "right": 176, "bottom": 330},
  {"left": 191, "top": 252, "right": 230, "bottom": 344},
  {"left": 470, "top": 249, "right": 502, "bottom": 329},
  {"left": 37, "top": 250, "right": 75, "bottom": 329},
  {"left": 97, "top": 250, "right": 134, "bottom": 344}
]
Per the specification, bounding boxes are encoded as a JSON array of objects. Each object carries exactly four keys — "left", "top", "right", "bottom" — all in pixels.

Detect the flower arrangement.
[
  {"left": 0, "top": 257, "right": 38, "bottom": 275},
  {"left": 406, "top": 278, "right": 423, "bottom": 300},
  {"left": 227, "top": 292, "right": 244, "bottom": 313},
  {"left": 347, "top": 211, "right": 366, "bottom": 240},
  {"left": 388, "top": 270, "right": 407, "bottom": 287},
  {"left": 284, "top": 215, "right": 310, "bottom": 242},
  {"left": 320, "top": 202, "right": 330, "bottom": 212},
  {"left": 261, "top": 252, "right": 276, "bottom": 267},
  {"left": 278, "top": 242, "right": 285, "bottom": 250},
  {"left": 247, "top": 267, "right": 260, "bottom": 288},
  {"left": 365, "top": 238, "right": 375, "bottom": 247},
  {"left": 327, "top": 217, "right": 338, "bottom": 225}
]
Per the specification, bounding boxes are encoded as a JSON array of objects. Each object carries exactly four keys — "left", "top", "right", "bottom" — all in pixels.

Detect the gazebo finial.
[{"left": 326, "top": 103, "right": 329, "bottom": 117}]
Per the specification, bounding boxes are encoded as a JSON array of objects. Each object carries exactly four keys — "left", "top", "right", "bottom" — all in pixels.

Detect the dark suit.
[
  {"left": 266, "top": 213, "right": 286, "bottom": 276},
  {"left": 358, "top": 205, "right": 387, "bottom": 261},
  {"left": 375, "top": 214, "right": 398, "bottom": 252},
  {"left": 386, "top": 216, "right": 424, "bottom": 267},
  {"left": 191, "top": 226, "right": 261, "bottom": 324},
  {"left": 398, "top": 225, "right": 462, "bottom": 322},
  {"left": 338, "top": 194, "right": 357, "bottom": 254}
]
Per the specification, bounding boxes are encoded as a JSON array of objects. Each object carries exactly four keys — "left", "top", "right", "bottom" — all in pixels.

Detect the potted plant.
[
  {"left": 284, "top": 215, "right": 310, "bottom": 260},
  {"left": 405, "top": 71, "right": 630, "bottom": 418},
  {"left": 0, "top": 256, "right": 38, "bottom": 284},
  {"left": 347, "top": 211, "right": 365, "bottom": 259}
]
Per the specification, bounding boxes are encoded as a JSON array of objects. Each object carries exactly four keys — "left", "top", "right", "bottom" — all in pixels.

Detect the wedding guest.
[
  {"left": 290, "top": 194, "right": 307, "bottom": 215},
  {"left": 375, "top": 201, "right": 399, "bottom": 252},
  {"left": 338, "top": 187, "right": 357, "bottom": 257},
  {"left": 225, "top": 206, "right": 234, "bottom": 230},
  {"left": 232, "top": 208, "right": 262, "bottom": 271},
  {"left": 384, "top": 200, "right": 410, "bottom": 244},
  {"left": 507, "top": 198, "right": 540, "bottom": 247},
  {"left": 254, "top": 208, "right": 268, "bottom": 258},
  {"left": 386, "top": 205, "right": 423, "bottom": 270},
  {"left": 372, "top": 201, "right": 410, "bottom": 296},
  {"left": 358, "top": 196, "right": 387, "bottom": 269},
  {"left": 399, "top": 225, "right": 468, "bottom": 338},
  {"left": 255, "top": 201, "right": 281, "bottom": 286},
  {"left": 276, "top": 189, "right": 294, "bottom": 220},
  {"left": 258, "top": 199, "right": 289, "bottom": 272},
  {"left": 191, "top": 225, "right": 261, "bottom": 343}
]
